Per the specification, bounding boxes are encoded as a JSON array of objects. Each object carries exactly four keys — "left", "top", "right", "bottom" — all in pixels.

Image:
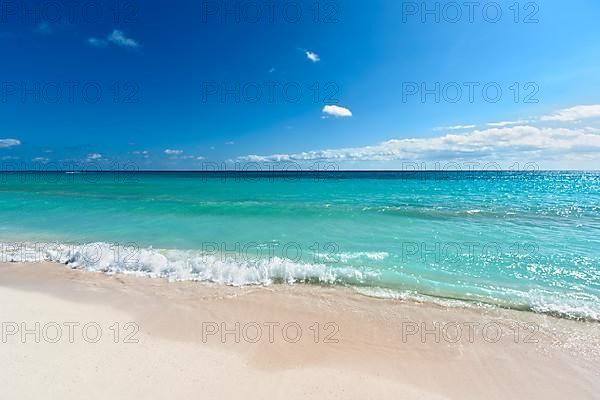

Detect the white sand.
[{"left": 1, "top": 262, "right": 599, "bottom": 399}]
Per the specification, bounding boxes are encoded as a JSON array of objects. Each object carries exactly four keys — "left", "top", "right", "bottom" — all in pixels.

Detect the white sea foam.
[
  {"left": 0, "top": 241, "right": 378, "bottom": 286},
  {"left": 355, "top": 285, "right": 600, "bottom": 322},
  {"left": 319, "top": 251, "right": 389, "bottom": 263},
  {"left": 465, "top": 209, "right": 482, "bottom": 214},
  {"left": 338, "top": 251, "right": 389, "bottom": 262},
  {"left": 353, "top": 286, "right": 491, "bottom": 310},
  {"left": 2, "top": 241, "right": 598, "bottom": 321},
  {"left": 527, "top": 289, "right": 600, "bottom": 321}
]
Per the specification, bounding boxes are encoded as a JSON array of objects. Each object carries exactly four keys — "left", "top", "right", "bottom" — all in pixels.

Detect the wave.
[
  {"left": 0, "top": 241, "right": 378, "bottom": 286},
  {"left": 356, "top": 286, "right": 600, "bottom": 322},
  {"left": 2, "top": 241, "right": 599, "bottom": 322}
]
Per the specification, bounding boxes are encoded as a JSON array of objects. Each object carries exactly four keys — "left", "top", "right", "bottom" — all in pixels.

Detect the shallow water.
[{"left": 1, "top": 171, "right": 599, "bottom": 320}]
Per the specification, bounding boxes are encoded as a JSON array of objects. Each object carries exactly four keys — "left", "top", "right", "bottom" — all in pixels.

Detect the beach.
[
  {"left": 3, "top": 0, "right": 600, "bottom": 396},
  {"left": 2, "top": 261, "right": 598, "bottom": 400}
]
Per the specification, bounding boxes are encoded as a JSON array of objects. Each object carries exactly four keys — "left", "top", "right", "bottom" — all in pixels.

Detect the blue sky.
[{"left": 1, "top": 0, "right": 600, "bottom": 170}]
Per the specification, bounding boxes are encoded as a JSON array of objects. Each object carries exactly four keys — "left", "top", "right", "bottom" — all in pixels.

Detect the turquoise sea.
[{"left": 1, "top": 171, "right": 599, "bottom": 320}]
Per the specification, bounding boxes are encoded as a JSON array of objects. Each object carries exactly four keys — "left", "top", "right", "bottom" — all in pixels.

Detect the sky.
[{"left": 1, "top": 0, "right": 600, "bottom": 170}]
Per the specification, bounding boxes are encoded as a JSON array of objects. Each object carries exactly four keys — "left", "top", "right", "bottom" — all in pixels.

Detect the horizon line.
[{"left": 2, "top": 170, "right": 599, "bottom": 173}]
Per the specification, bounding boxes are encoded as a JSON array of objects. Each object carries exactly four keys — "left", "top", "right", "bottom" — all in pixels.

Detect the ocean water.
[{"left": 1, "top": 171, "right": 599, "bottom": 320}]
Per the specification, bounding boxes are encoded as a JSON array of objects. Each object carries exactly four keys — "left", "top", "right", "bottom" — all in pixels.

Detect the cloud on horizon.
[
  {"left": 86, "top": 153, "right": 103, "bottom": 161},
  {"left": 238, "top": 105, "right": 600, "bottom": 167},
  {"left": 239, "top": 125, "right": 600, "bottom": 163},
  {"left": 486, "top": 120, "right": 531, "bottom": 127},
  {"left": 434, "top": 124, "right": 476, "bottom": 131},
  {"left": 541, "top": 105, "right": 600, "bottom": 122},
  {"left": 0, "top": 138, "right": 21, "bottom": 148}
]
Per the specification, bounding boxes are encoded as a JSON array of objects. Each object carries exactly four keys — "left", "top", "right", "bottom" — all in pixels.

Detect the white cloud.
[
  {"left": 164, "top": 149, "right": 183, "bottom": 155},
  {"left": 90, "top": 30, "right": 139, "bottom": 49},
  {"left": 132, "top": 150, "right": 150, "bottom": 158},
  {"left": 434, "top": 125, "right": 476, "bottom": 131},
  {"left": 487, "top": 120, "right": 530, "bottom": 127},
  {"left": 238, "top": 125, "right": 600, "bottom": 163},
  {"left": 225, "top": 141, "right": 235, "bottom": 145},
  {"left": 34, "top": 22, "right": 53, "bottom": 35},
  {"left": 108, "top": 30, "right": 140, "bottom": 48},
  {"left": 541, "top": 105, "right": 600, "bottom": 122},
  {"left": 0, "top": 138, "right": 20, "bottom": 148},
  {"left": 32, "top": 157, "right": 50, "bottom": 163},
  {"left": 88, "top": 37, "right": 108, "bottom": 47},
  {"left": 86, "top": 153, "right": 102, "bottom": 160},
  {"left": 305, "top": 51, "right": 320, "bottom": 62},
  {"left": 322, "top": 105, "right": 353, "bottom": 118}
]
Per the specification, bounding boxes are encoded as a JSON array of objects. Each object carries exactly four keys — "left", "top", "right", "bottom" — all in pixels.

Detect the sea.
[{"left": 1, "top": 171, "right": 599, "bottom": 320}]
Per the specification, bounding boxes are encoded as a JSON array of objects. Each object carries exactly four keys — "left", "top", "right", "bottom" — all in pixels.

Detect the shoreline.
[
  {"left": 2, "top": 261, "right": 599, "bottom": 399},
  {"left": 2, "top": 239, "right": 598, "bottom": 322}
]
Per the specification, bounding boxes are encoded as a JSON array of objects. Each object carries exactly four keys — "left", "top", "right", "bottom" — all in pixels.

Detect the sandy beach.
[
  {"left": 3, "top": 0, "right": 599, "bottom": 396},
  {"left": 1, "top": 261, "right": 599, "bottom": 399}
]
